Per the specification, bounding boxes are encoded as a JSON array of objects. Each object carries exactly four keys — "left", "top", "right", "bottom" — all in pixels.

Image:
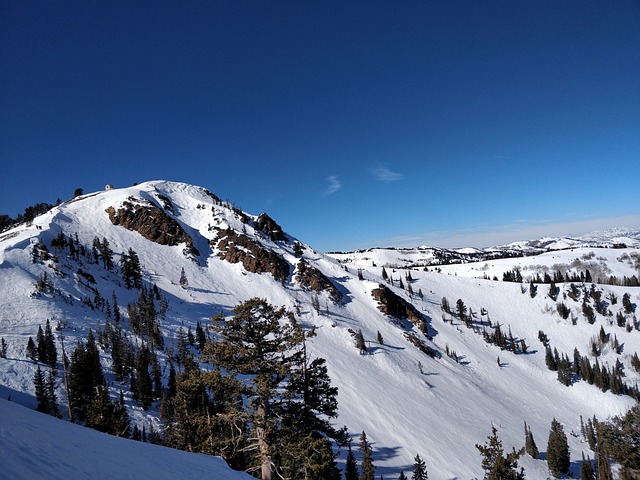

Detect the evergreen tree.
[
  {"left": 580, "top": 453, "right": 595, "bottom": 480},
  {"left": 179, "top": 267, "right": 188, "bottom": 288},
  {"left": 120, "top": 248, "right": 143, "bottom": 289},
  {"left": 597, "top": 404, "right": 639, "bottom": 480},
  {"left": 547, "top": 418, "right": 570, "bottom": 477},
  {"left": 34, "top": 365, "right": 50, "bottom": 414},
  {"left": 398, "top": 473, "right": 408, "bottom": 480},
  {"left": 85, "top": 385, "right": 130, "bottom": 437},
  {"left": 26, "top": 336, "right": 37, "bottom": 360},
  {"left": 412, "top": 454, "right": 428, "bottom": 480},
  {"left": 206, "top": 298, "right": 319, "bottom": 479},
  {"left": 68, "top": 330, "right": 106, "bottom": 422},
  {"left": 0, "top": 337, "right": 7, "bottom": 358},
  {"left": 36, "top": 325, "right": 46, "bottom": 363},
  {"left": 524, "top": 421, "right": 539, "bottom": 458},
  {"left": 355, "top": 329, "right": 366, "bottom": 354},
  {"left": 345, "top": 443, "right": 359, "bottom": 480},
  {"left": 44, "top": 319, "right": 57, "bottom": 371},
  {"left": 475, "top": 425, "right": 525, "bottom": 480},
  {"left": 195, "top": 321, "right": 206, "bottom": 352},
  {"left": 359, "top": 431, "right": 375, "bottom": 480},
  {"left": 456, "top": 299, "right": 467, "bottom": 322}
]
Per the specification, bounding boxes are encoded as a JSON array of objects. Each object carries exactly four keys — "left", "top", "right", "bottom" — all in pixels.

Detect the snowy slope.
[
  {"left": 1, "top": 180, "right": 639, "bottom": 479},
  {"left": 0, "top": 395, "right": 253, "bottom": 480}
]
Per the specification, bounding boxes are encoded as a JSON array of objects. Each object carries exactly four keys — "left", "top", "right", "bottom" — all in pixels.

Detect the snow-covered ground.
[
  {"left": 0, "top": 394, "right": 252, "bottom": 480},
  {"left": 1, "top": 180, "right": 638, "bottom": 479}
]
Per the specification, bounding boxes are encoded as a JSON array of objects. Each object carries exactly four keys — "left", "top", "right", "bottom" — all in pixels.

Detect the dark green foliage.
[
  {"left": 179, "top": 267, "right": 188, "bottom": 288},
  {"left": 524, "top": 421, "right": 538, "bottom": 458},
  {"left": 0, "top": 337, "right": 6, "bottom": 358},
  {"left": 162, "top": 367, "right": 245, "bottom": 467},
  {"left": 345, "top": 443, "right": 359, "bottom": 480},
  {"left": 441, "top": 297, "right": 450, "bottom": 314},
  {"left": 26, "top": 336, "right": 37, "bottom": 360},
  {"left": 548, "top": 282, "right": 558, "bottom": 301},
  {"left": 359, "top": 431, "right": 375, "bottom": 480},
  {"left": 475, "top": 425, "right": 525, "bottom": 480},
  {"left": 582, "top": 300, "right": 595, "bottom": 324},
  {"left": 127, "top": 286, "right": 164, "bottom": 349},
  {"left": 195, "top": 321, "right": 206, "bottom": 352},
  {"left": 556, "top": 302, "right": 570, "bottom": 319},
  {"left": 597, "top": 405, "right": 640, "bottom": 480},
  {"left": 68, "top": 330, "right": 106, "bottom": 422},
  {"left": 355, "top": 329, "right": 366, "bottom": 354},
  {"left": 94, "top": 237, "right": 114, "bottom": 271},
  {"left": 85, "top": 385, "right": 130, "bottom": 437},
  {"left": 205, "top": 298, "right": 343, "bottom": 479},
  {"left": 529, "top": 282, "right": 537, "bottom": 298},
  {"left": 547, "top": 418, "right": 570, "bottom": 477},
  {"left": 622, "top": 293, "right": 633, "bottom": 314},
  {"left": 398, "top": 472, "right": 408, "bottom": 480},
  {"left": 412, "top": 454, "right": 427, "bottom": 480},
  {"left": 134, "top": 346, "right": 154, "bottom": 409},
  {"left": 456, "top": 299, "right": 467, "bottom": 322},
  {"left": 120, "top": 248, "right": 143, "bottom": 289},
  {"left": 34, "top": 365, "right": 60, "bottom": 417},
  {"left": 580, "top": 453, "right": 595, "bottom": 480}
]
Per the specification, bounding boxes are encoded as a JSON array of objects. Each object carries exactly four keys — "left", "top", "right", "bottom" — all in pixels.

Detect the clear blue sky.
[{"left": 2, "top": 1, "right": 639, "bottom": 251}]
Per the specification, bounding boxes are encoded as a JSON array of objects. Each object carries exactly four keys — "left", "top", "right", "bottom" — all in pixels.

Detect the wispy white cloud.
[
  {"left": 371, "top": 165, "right": 403, "bottom": 183},
  {"left": 323, "top": 175, "right": 341, "bottom": 195}
]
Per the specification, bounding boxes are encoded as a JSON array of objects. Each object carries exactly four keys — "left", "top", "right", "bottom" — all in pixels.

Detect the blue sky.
[{"left": 1, "top": 1, "right": 639, "bottom": 251}]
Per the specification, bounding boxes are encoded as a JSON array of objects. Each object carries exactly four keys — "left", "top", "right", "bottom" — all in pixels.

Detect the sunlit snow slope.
[{"left": 1, "top": 180, "right": 638, "bottom": 479}]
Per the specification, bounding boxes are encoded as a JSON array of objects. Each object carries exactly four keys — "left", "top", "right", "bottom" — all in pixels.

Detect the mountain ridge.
[{"left": 0, "top": 180, "right": 638, "bottom": 479}]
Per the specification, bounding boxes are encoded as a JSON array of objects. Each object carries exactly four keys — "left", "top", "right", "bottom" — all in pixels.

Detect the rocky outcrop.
[
  {"left": 371, "top": 284, "right": 423, "bottom": 324},
  {"left": 215, "top": 228, "right": 290, "bottom": 282},
  {"left": 254, "top": 213, "right": 287, "bottom": 242},
  {"left": 106, "top": 198, "right": 194, "bottom": 248},
  {"left": 295, "top": 259, "right": 342, "bottom": 302}
]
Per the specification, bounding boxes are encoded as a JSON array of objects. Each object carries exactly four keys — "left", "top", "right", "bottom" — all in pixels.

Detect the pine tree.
[
  {"left": 206, "top": 298, "right": 325, "bottom": 479},
  {"left": 36, "top": 325, "right": 46, "bottom": 363},
  {"left": 355, "top": 329, "right": 366, "bottom": 354},
  {"left": 179, "top": 267, "right": 188, "bottom": 288},
  {"left": 345, "top": 443, "right": 359, "bottom": 480},
  {"left": 412, "top": 454, "right": 428, "bottom": 480},
  {"left": 44, "top": 319, "right": 57, "bottom": 371},
  {"left": 580, "top": 453, "right": 595, "bottom": 480},
  {"left": 34, "top": 366, "right": 50, "bottom": 414},
  {"left": 0, "top": 337, "right": 7, "bottom": 358},
  {"left": 547, "top": 418, "right": 570, "bottom": 477},
  {"left": 359, "top": 431, "right": 375, "bottom": 480},
  {"left": 195, "top": 321, "right": 206, "bottom": 352},
  {"left": 398, "top": 473, "right": 408, "bottom": 480},
  {"left": 476, "top": 425, "right": 525, "bottom": 480},
  {"left": 26, "top": 336, "right": 37, "bottom": 360},
  {"left": 524, "top": 421, "right": 539, "bottom": 458}
]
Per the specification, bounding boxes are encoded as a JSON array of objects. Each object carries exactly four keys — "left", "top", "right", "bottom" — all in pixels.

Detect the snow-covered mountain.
[
  {"left": 1, "top": 180, "right": 638, "bottom": 479},
  {"left": 328, "top": 228, "right": 640, "bottom": 270}
]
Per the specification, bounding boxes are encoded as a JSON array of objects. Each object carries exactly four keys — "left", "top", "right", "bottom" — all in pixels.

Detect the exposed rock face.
[
  {"left": 254, "top": 213, "right": 287, "bottom": 242},
  {"left": 215, "top": 228, "right": 290, "bottom": 282},
  {"left": 106, "top": 198, "right": 193, "bottom": 247},
  {"left": 371, "top": 284, "right": 423, "bottom": 324},
  {"left": 295, "top": 259, "right": 342, "bottom": 302}
]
